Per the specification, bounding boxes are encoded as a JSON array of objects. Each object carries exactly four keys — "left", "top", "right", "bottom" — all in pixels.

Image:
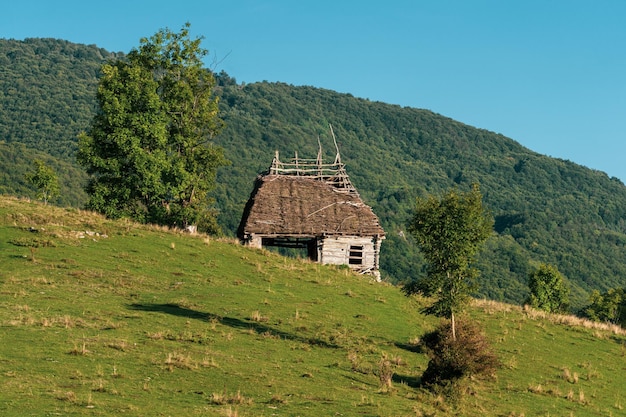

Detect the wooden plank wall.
[{"left": 320, "top": 236, "right": 377, "bottom": 270}]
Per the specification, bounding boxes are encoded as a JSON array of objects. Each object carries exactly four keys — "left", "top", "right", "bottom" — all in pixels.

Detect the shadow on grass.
[
  {"left": 393, "top": 373, "right": 422, "bottom": 388},
  {"left": 129, "top": 303, "right": 339, "bottom": 349},
  {"left": 394, "top": 341, "right": 423, "bottom": 353}
]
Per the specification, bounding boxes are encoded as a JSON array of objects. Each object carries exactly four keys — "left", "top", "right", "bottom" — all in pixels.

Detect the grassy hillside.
[{"left": 1, "top": 196, "right": 625, "bottom": 416}]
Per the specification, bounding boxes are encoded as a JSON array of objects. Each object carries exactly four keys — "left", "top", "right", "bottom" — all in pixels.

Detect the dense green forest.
[
  {"left": 0, "top": 141, "right": 87, "bottom": 206},
  {"left": 211, "top": 74, "right": 626, "bottom": 309},
  {"left": 2, "top": 38, "right": 626, "bottom": 310},
  {"left": 0, "top": 38, "right": 114, "bottom": 205}
]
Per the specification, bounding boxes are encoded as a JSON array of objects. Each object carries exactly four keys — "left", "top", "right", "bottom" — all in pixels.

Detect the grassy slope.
[{"left": 1, "top": 196, "right": 625, "bottom": 416}]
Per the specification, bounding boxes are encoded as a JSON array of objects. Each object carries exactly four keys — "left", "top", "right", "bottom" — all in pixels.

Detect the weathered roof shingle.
[{"left": 238, "top": 175, "right": 385, "bottom": 238}]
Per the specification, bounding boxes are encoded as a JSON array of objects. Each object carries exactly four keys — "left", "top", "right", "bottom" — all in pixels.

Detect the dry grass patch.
[
  {"left": 566, "top": 389, "right": 588, "bottom": 405},
  {"left": 580, "top": 362, "right": 601, "bottom": 380},
  {"left": 56, "top": 390, "right": 78, "bottom": 403},
  {"left": 69, "top": 341, "right": 90, "bottom": 356},
  {"left": 164, "top": 352, "right": 196, "bottom": 371},
  {"left": 561, "top": 367, "right": 579, "bottom": 384},
  {"left": 5, "top": 315, "right": 37, "bottom": 327},
  {"left": 390, "top": 355, "right": 406, "bottom": 366},
  {"left": 201, "top": 356, "right": 219, "bottom": 368},
  {"left": 250, "top": 310, "right": 269, "bottom": 322},
  {"left": 474, "top": 299, "right": 626, "bottom": 336},
  {"left": 147, "top": 330, "right": 167, "bottom": 340},
  {"left": 378, "top": 355, "right": 394, "bottom": 392},
  {"left": 268, "top": 393, "right": 288, "bottom": 405},
  {"left": 210, "top": 390, "right": 253, "bottom": 405},
  {"left": 92, "top": 378, "right": 108, "bottom": 393},
  {"left": 106, "top": 339, "right": 132, "bottom": 352}
]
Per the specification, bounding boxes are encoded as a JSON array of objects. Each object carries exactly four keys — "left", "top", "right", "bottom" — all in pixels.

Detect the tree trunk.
[{"left": 451, "top": 311, "right": 456, "bottom": 341}]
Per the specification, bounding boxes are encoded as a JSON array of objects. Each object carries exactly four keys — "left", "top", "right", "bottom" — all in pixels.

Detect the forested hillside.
[
  {"left": 0, "top": 141, "right": 87, "bottom": 206},
  {"left": 211, "top": 74, "right": 626, "bottom": 308},
  {"left": 0, "top": 38, "right": 118, "bottom": 205},
  {"left": 0, "top": 38, "right": 119, "bottom": 158},
  {"left": 2, "top": 38, "right": 626, "bottom": 309}
]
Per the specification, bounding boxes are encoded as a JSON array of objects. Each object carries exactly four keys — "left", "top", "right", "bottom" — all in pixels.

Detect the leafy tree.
[
  {"left": 403, "top": 184, "right": 493, "bottom": 339},
  {"left": 582, "top": 287, "right": 626, "bottom": 326},
  {"left": 77, "top": 24, "right": 227, "bottom": 232},
  {"left": 25, "top": 159, "right": 60, "bottom": 205},
  {"left": 526, "top": 263, "right": 570, "bottom": 313}
]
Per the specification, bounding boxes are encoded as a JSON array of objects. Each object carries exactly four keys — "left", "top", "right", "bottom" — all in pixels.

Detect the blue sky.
[{"left": 5, "top": 1, "right": 626, "bottom": 181}]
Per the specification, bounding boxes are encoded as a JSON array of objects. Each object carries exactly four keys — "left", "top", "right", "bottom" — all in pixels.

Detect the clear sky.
[{"left": 5, "top": 1, "right": 626, "bottom": 181}]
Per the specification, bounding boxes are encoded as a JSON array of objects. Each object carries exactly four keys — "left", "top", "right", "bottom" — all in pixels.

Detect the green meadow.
[{"left": 1, "top": 196, "right": 625, "bottom": 416}]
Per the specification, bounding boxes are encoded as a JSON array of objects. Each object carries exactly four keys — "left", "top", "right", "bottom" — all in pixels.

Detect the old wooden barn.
[{"left": 238, "top": 137, "right": 385, "bottom": 278}]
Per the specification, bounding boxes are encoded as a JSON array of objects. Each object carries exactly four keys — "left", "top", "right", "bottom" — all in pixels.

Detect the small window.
[{"left": 348, "top": 245, "right": 363, "bottom": 265}]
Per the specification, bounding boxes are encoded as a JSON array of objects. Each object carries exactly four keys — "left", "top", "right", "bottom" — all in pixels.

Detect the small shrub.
[{"left": 420, "top": 319, "right": 499, "bottom": 386}]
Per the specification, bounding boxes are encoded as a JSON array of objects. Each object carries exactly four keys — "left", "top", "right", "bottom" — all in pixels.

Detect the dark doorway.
[{"left": 262, "top": 237, "right": 319, "bottom": 262}]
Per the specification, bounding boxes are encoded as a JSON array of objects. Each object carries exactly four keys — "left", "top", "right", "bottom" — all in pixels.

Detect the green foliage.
[
  {"left": 526, "top": 263, "right": 570, "bottom": 313},
  {"left": 0, "top": 38, "right": 118, "bottom": 159},
  {"left": 0, "top": 38, "right": 106, "bottom": 207},
  {"left": 77, "top": 25, "right": 227, "bottom": 231},
  {"left": 0, "top": 142, "right": 87, "bottom": 206},
  {"left": 24, "top": 159, "right": 59, "bottom": 205},
  {"left": 582, "top": 287, "right": 626, "bottom": 326},
  {"left": 420, "top": 319, "right": 499, "bottom": 386},
  {"left": 403, "top": 185, "right": 493, "bottom": 327}
]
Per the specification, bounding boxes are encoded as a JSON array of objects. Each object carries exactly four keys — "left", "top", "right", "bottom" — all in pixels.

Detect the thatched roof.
[{"left": 238, "top": 175, "right": 385, "bottom": 238}]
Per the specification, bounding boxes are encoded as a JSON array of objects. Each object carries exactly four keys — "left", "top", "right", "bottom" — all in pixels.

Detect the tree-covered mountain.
[
  {"left": 211, "top": 75, "right": 626, "bottom": 309},
  {"left": 0, "top": 38, "right": 119, "bottom": 158},
  {"left": 0, "top": 38, "right": 118, "bottom": 206},
  {"left": 0, "top": 141, "right": 87, "bottom": 206},
  {"left": 2, "top": 38, "right": 626, "bottom": 310}
]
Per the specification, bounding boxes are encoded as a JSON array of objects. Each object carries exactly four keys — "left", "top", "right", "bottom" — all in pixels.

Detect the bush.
[
  {"left": 420, "top": 319, "right": 499, "bottom": 386},
  {"left": 582, "top": 288, "right": 626, "bottom": 326},
  {"left": 526, "top": 263, "right": 570, "bottom": 313}
]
